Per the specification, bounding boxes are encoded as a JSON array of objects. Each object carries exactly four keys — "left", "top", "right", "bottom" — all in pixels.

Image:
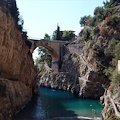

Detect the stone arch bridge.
[{"left": 30, "top": 39, "right": 68, "bottom": 72}]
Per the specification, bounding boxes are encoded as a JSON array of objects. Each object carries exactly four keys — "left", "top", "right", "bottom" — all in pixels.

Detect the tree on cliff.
[
  {"left": 52, "top": 25, "right": 61, "bottom": 40},
  {"left": 56, "top": 25, "right": 61, "bottom": 40},
  {"left": 79, "top": 15, "right": 91, "bottom": 27},
  {"left": 62, "top": 31, "right": 75, "bottom": 41},
  {"left": 79, "top": 0, "right": 115, "bottom": 27},
  {"left": 104, "top": 0, "right": 120, "bottom": 8},
  {"left": 52, "top": 25, "right": 75, "bottom": 41},
  {"left": 44, "top": 33, "right": 50, "bottom": 40}
]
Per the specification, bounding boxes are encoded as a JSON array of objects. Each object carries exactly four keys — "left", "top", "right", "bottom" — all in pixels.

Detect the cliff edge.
[{"left": 0, "top": 1, "right": 38, "bottom": 120}]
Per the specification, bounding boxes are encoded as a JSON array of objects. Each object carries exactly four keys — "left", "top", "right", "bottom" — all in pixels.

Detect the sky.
[
  {"left": 16, "top": 0, "right": 108, "bottom": 60},
  {"left": 16, "top": 0, "right": 107, "bottom": 39}
]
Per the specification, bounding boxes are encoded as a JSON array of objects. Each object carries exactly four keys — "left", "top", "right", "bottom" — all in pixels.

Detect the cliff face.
[
  {"left": 61, "top": 43, "right": 108, "bottom": 99},
  {"left": 0, "top": 4, "right": 37, "bottom": 120},
  {"left": 39, "top": 39, "right": 109, "bottom": 99},
  {"left": 40, "top": 60, "right": 80, "bottom": 94},
  {"left": 39, "top": 3, "right": 120, "bottom": 120}
]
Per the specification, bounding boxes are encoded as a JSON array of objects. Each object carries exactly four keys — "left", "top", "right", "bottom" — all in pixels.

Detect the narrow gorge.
[{"left": 1, "top": 0, "right": 120, "bottom": 120}]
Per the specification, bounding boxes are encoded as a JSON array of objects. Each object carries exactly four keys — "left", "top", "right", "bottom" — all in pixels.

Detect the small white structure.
[{"left": 118, "top": 60, "right": 120, "bottom": 73}]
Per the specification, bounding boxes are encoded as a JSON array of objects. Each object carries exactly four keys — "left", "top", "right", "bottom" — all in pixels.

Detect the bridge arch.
[
  {"left": 34, "top": 44, "right": 59, "bottom": 62},
  {"left": 30, "top": 39, "right": 68, "bottom": 72}
]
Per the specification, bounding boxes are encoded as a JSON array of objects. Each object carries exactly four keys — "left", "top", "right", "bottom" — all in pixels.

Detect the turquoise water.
[{"left": 14, "top": 87, "right": 103, "bottom": 120}]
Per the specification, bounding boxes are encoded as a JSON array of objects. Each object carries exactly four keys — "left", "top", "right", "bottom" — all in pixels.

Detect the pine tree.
[{"left": 56, "top": 24, "right": 61, "bottom": 40}]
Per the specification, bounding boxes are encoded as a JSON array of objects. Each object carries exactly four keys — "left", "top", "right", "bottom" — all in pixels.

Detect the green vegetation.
[
  {"left": 107, "top": 113, "right": 120, "bottom": 120},
  {"left": 116, "top": 117, "right": 120, "bottom": 120},
  {"left": 79, "top": 15, "right": 91, "bottom": 27},
  {"left": 62, "top": 31, "right": 75, "bottom": 41},
  {"left": 52, "top": 25, "right": 62, "bottom": 40},
  {"left": 56, "top": 25, "right": 61, "bottom": 40},
  {"left": 93, "top": 26, "right": 100, "bottom": 36},
  {"left": 52, "top": 25, "right": 75, "bottom": 41},
  {"left": 79, "top": 0, "right": 118, "bottom": 27},
  {"left": 104, "top": 0, "right": 120, "bottom": 8},
  {"left": 83, "top": 27, "right": 92, "bottom": 42},
  {"left": 104, "top": 39, "right": 120, "bottom": 86},
  {"left": 35, "top": 33, "right": 52, "bottom": 67},
  {"left": 79, "top": 0, "right": 120, "bottom": 94},
  {"left": 36, "top": 46, "right": 52, "bottom": 67},
  {"left": 44, "top": 33, "right": 50, "bottom": 40}
]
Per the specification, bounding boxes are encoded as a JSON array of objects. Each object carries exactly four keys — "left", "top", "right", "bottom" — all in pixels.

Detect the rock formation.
[
  {"left": 39, "top": 38, "right": 109, "bottom": 99},
  {"left": 0, "top": 1, "right": 38, "bottom": 120},
  {"left": 34, "top": 1, "right": 120, "bottom": 120},
  {"left": 39, "top": 3, "right": 120, "bottom": 119}
]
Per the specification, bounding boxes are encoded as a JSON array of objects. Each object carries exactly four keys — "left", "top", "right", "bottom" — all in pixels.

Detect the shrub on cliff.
[
  {"left": 104, "top": 38, "right": 118, "bottom": 57},
  {"left": 104, "top": 39, "right": 120, "bottom": 88},
  {"left": 82, "top": 27, "right": 93, "bottom": 42},
  {"left": 110, "top": 15, "right": 120, "bottom": 31},
  {"left": 104, "top": 0, "right": 120, "bottom": 8},
  {"left": 79, "top": 15, "right": 91, "bottom": 27},
  {"left": 111, "top": 68, "right": 120, "bottom": 86},
  {"left": 93, "top": 26, "right": 100, "bottom": 36},
  {"left": 7, "top": 0, "right": 19, "bottom": 24}
]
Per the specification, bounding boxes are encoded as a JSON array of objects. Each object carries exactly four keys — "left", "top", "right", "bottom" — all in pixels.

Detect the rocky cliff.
[
  {"left": 39, "top": 2, "right": 120, "bottom": 120},
  {"left": 0, "top": 1, "right": 38, "bottom": 120},
  {"left": 39, "top": 39, "right": 109, "bottom": 99}
]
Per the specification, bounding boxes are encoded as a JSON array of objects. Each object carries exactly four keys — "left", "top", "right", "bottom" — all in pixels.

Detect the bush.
[
  {"left": 79, "top": 15, "right": 91, "bottom": 27},
  {"left": 108, "top": 68, "right": 120, "bottom": 88},
  {"left": 88, "top": 17, "right": 97, "bottom": 26},
  {"left": 104, "top": 38, "right": 118, "bottom": 57},
  {"left": 111, "top": 15, "right": 120, "bottom": 26},
  {"left": 106, "top": 15, "right": 120, "bottom": 29},
  {"left": 93, "top": 26, "right": 100, "bottom": 35},
  {"left": 112, "top": 43, "right": 120, "bottom": 66},
  {"left": 104, "top": 8, "right": 113, "bottom": 18},
  {"left": 83, "top": 27, "right": 92, "bottom": 42},
  {"left": 104, "top": 66, "right": 115, "bottom": 77},
  {"left": 107, "top": 114, "right": 118, "bottom": 120},
  {"left": 116, "top": 117, "right": 120, "bottom": 120},
  {"left": 104, "top": 40, "right": 120, "bottom": 88}
]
